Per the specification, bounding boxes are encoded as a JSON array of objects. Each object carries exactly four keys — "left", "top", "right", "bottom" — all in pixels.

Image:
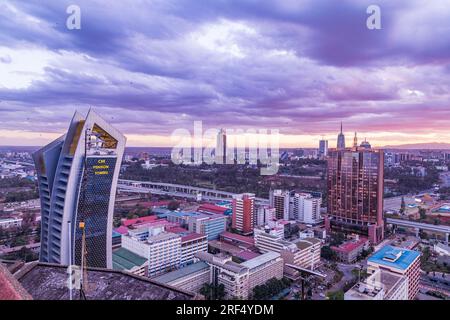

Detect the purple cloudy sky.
[{"left": 0, "top": 0, "right": 449, "bottom": 147}]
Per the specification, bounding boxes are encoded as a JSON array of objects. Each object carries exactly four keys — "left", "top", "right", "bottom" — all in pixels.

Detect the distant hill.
[{"left": 381, "top": 142, "right": 450, "bottom": 150}]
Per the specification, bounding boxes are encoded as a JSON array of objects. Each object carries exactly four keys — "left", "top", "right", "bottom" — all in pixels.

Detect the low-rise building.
[
  {"left": 112, "top": 247, "right": 148, "bottom": 277},
  {"left": 344, "top": 268, "right": 409, "bottom": 300},
  {"left": 0, "top": 217, "right": 23, "bottom": 229},
  {"left": 195, "top": 251, "right": 284, "bottom": 299},
  {"left": 331, "top": 237, "right": 369, "bottom": 264},
  {"left": 152, "top": 261, "right": 211, "bottom": 293}
]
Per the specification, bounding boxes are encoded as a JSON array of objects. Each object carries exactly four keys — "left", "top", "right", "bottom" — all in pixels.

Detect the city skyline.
[{"left": 1, "top": 1, "right": 450, "bottom": 147}]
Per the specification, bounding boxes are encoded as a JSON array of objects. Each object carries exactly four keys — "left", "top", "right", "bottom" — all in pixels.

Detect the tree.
[
  {"left": 419, "top": 207, "right": 427, "bottom": 220},
  {"left": 321, "top": 245, "right": 337, "bottom": 261},
  {"left": 199, "top": 283, "right": 225, "bottom": 300},
  {"left": 327, "top": 290, "right": 344, "bottom": 300}
]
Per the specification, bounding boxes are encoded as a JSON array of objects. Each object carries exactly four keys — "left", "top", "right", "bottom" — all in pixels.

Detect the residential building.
[
  {"left": 256, "top": 205, "right": 275, "bottom": 227},
  {"left": 269, "top": 189, "right": 290, "bottom": 220},
  {"left": 367, "top": 245, "right": 421, "bottom": 300},
  {"left": 232, "top": 193, "right": 255, "bottom": 234},
  {"left": 32, "top": 109, "right": 126, "bottom": 268},
  {"left": 290, "top": 192, "right": 322, "bottom": 224}
]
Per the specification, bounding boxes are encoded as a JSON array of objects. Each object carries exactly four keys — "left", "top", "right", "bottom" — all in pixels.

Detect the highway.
[{"left": 118, "top": 179, "right": 270, "bottom": 205}]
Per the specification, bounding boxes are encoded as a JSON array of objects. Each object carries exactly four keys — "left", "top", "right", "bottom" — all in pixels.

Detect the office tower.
[
  {"left": 232, "top": 193, "right": 255, "bottom": 234},
  {"left": 337, "top": 122, "right": 346, "bottom": 149},
  {"left": 319, "top": 140, "right": 328, "bottom": 158},
  {"left": 290, "top": 192, "right": 322, "bottom": 224},
  {"left": 325, "top": 141, "right": 385, "bottom": 244},
  {"left": 216, "top": 128, "right": 227, "bottom": 164},
  {"left": 33, "top": 110, "right": 126, "bottom": 268},
  {"left": 367, "top": 245, "right": 421, "bottom": 300},
  {"left": 269, "top": 189, "right": 290, "bottom": 220}
]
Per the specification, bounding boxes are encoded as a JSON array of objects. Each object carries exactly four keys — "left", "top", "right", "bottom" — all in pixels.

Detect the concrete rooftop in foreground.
[{"left": 14, "top": 262, "right": 197, "bottom": 300}]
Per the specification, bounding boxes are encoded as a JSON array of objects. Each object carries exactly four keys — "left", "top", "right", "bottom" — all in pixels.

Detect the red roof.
[
  {"left": 331, "top": 238, "right": 368, "bottom": 253},
  {"left": 197, "top": 203, "right": 228, "bottom": 215},
  {"left": 220, "top": 231, "right": 255, "bottom": 245},
  {"left": 235, "top": 250, "right": 260, "bottom": 261},
  {"left": 181, "top": 233, "right": 206, "bottom": 242},
  {"left": 122, "top": 215, "right": 158, "bottom": 227},
  {"left": 114, "top": 226, "right": 129, "bottom": 235},
  {"left": 166, "top": 226, "right": 189, "bottom": 234}
]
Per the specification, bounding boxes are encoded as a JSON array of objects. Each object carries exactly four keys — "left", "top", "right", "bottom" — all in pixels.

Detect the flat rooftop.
[
  {"left": 15, "top": 262, "right": 195, "bottom": 300},
  {"left": 368, "top": 245, "right": 421, "bottom": 271},
  {"left": 152, "top": 261, "right": 209, "bottom": 284},
  {"left": 112, "top": 247, "right": 147, "bottom": 271},
  {"left": 241, "top": 252, "right": 280, "bottom": 270}
]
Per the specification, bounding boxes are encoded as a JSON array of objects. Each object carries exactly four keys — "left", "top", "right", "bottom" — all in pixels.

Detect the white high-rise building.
[
  {"left": 255, "top": 206, "right": 275, "bottom": 227},
  {"left": 290, "top": 193, "right": 322, "bottom": 224}
]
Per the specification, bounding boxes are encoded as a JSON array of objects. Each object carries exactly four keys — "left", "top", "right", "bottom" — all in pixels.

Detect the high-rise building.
[
  {"left": 325, "top": 140, "right": 385, "bottom": 244},
  {"left": 367, "top": 245, "right": 421, "bottom": 300},
  {"left": 33, "top": 110, "right": 126, "bottom": 268},
  {"left": 255, "top": 205, "right": 275, "bottom": 227},
  {"left": 269, "top": 189, "right": 290, "bottom": 220},
  {"left": 216, "top": 128, "right": 227, "bottom": 164},
  {"left": 232, "top": 193, "right": 255, "bottom": 234},
  {"left": 319, "top": 140, "right": 328, "bottom": 158},
  {"left": 337, "top": 122, "right": 346, "bottom": 150},
  {"left": 290, "top": 192, "right": 322, "bottom": 224}
]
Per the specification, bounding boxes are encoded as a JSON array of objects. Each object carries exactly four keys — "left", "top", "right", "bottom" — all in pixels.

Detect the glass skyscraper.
[
  {"left": 325, "top": 142, "right": 384, "bottom": 244},
  {"left": 33, "top": 110, "right": 126, "bottom": 268}
]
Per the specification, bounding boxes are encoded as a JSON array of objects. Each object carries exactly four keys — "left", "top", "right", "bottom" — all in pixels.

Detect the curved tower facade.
[{"left": 33, "top": 110, "right": 126, "bottom": 268}]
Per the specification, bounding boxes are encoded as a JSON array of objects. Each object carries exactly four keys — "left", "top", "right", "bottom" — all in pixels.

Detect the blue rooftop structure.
[{"left": 368, "top": 245, "right": 420, "bottom": 271}]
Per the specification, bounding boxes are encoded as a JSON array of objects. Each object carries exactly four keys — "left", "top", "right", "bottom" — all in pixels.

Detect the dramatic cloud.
[{"left": 0, "top": 0, "right": 449, "bottom": 146}]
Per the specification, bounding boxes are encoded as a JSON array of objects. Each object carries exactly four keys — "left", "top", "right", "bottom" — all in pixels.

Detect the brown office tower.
[{"left": 325, "top": 142, "right": 384, "bottom": 244}]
